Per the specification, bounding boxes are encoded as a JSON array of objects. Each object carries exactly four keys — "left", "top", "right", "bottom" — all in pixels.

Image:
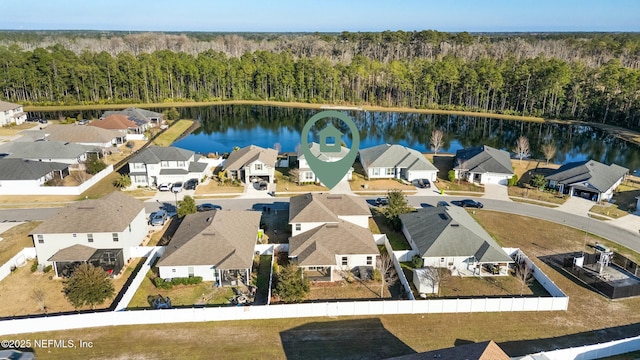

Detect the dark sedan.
[
  {"left": 451, "top": 199, "right": 484, "bottom": 208},
  {"left": 184, "top": 178, "right": 199, "bottom": 190},
  {"left": 197, "top": 203, "right": 222, "bottom": 212}
]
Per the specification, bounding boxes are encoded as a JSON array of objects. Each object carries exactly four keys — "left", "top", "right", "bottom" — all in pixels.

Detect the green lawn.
[
  {"left": 152, "top": 119, "right": 194, "bottom": 147},
  {"left": 0, "top": 222, "right": 41, "bottom": 265}
]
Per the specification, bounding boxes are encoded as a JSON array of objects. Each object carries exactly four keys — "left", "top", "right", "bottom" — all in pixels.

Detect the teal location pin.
[{"left": 300, "top": 110, "right": 360, "bottom": 190}]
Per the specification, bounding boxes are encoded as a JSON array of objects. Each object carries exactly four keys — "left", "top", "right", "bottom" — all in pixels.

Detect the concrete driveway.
[
  {"left": 556, "top": 196, "right": 596, "bottom": 216},
  {"left": 482, "top": 183, "right": 511, "bottom": 201},
  {"left": 329, "top": 178, "right": 354, "bottom": 194}
]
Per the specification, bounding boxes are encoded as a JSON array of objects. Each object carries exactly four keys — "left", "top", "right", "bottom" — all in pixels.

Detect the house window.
[
  {"left": 160, "top": 161, "right": 169, "bottom": 168},
  {"left": 134, "top": 175, "right": 146, "bottom": 183},
  {"left": 295, "top": 224, "right": 301, "bottom": 231},
  {"left": 304, "top": 171, "right": 314, "bottom": 180},
  {"left": 366, "top": 256, "right": 372, "bottom": 265},
  {"left": 177, "top": 161, "right": 185, "bottom": 167},
  {"left": 133, "top": 163, "right": 145, "bottom": 170},
  {"left": 255, "top": 163, "right": 263, "bottom": 171},
  {"left": 37, "top": 235, "right": 44, "bottom": 244},
  {"left": 188, "top": 267, "right": 194, "bottom": 277},
  {"left": 87, "top": 234, "right": 94, "bottom": 243},
  {"left": 172, "top": 269, "right": 176, "bottom": 273},
  {"left": 372, "top": 168, "right": 380, "bottom": 176},
  {"left": 342, "top": 257, "right": 348, "bottom": 266},
  {"left": 440, "top": 258, "right": 445, "bottom": 262},
  {"left": 112, "top": 233, "right": 119, "bottom": 242},
  {"left": 385, "top": 168, "right": 394, "bottom": 176}
]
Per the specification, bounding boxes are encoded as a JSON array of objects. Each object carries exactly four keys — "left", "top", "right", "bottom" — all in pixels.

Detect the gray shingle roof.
[
  {"left": 157, "top": 210, "right": 261, "bottom": 268},
  {"left": 2, "top": 141, "right": 98, "bottom": 160},
  {"left": 289, "top": 221, "right": 378, "bottom": 266},
  {"left": 0, "top": 100, "right": 21, "bottom": 112},
  {"left": 289, "top": 193, "right": 371, "bottom": 223},
  {"left": 546, "top": 160, "right": 629, "bottom": 193},
  {"left": 359, "top": 144, "right": 437, "bottom": 171},
  {"left": 48, "top": 244, "right": 96, "bottom": 262},
  {"left": 454, "top": 145, "right": 513, "bottom": 175},
  {"left": 0, "top": 159, "right": 68, "bottom": 180},
  {"left": 400, "top": 206, "right": 512, "bottom": 263},
  {"left": 41, "top": 124, "right": 122, "bottom": 144},
  {"left": 223, "top": 145, "right": 278, "bottom": 171},
  {"left": 129, "top": 146, "right": 194, "bottom": 164},
  {"left": 298, "top": 142, "right": 350, "bottom": 161},
  {"left": 31, "top": 192, "right": 145, "bottom": 234}
]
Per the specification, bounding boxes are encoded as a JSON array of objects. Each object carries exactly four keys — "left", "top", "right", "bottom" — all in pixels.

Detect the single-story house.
[
  {"left": 30, "top": 192, "right": 147, "bottom": 275},
  {"left": 89, "top": 114, "right": 148, "bottom": 138},
  {"left": 359, "top": 144, "right": 438, "bottom": 182},
  {"left": 289, "top": 193, "right": 371, "bottom": 237},
  {"left": 223, "top": 145, "right": 278, "bottom": 184},
  {"left": 400, "top": 206, "right": 513, "bottom": 276},
  {"left": 0, "top": 141, "right": 100, "bottom": 165},
  {"left": 545, "top": 160, "right": 629, "bottom": 202},
  {"left": 127, "top": 146, "right": 210, "bottom": 187},
  {"left": 157, "top": 210, "right": 262, "bottom": 283},
  {"left": 0, "top": 100, "right": 27, "bottom": 126},
  {"left": 297, "top": 142, "right": 352, "bottom": 184},
  {"left": 33, "top": 124, "right": 124, "bottom": 148},
  {"left": 454, "top": 145, "right": 514, "bottom": 185},
  {"left": 0, "top": 159, "right": 69, "bottom": 192},
  {"left": 288, "top": 220, "right": 379, "bottom": 282},
  {"left": 388, "top": 340, "right": 509, "bottom": 360},
  {"left": 101, "top": 107, "right": 164, "bottom": 127}
]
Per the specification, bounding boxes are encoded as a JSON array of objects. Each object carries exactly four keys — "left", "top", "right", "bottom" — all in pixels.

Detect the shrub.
[
  {"left": 153, "top": 277, "right": 173, "bottom": 289},
  {"left": 411, "top": 255, "right": 423, "bottom": 268},
  {"left": 447, "top": 170, "right": 456, "bottom": 182},
  {"left": 31, "top": 261, "right": 39, "bottom": 273},
  {"left": 507, "top": 174, "right": 519, "bottom": 187},
  {"left": 43, "top": 265, "right": 52, "bottom": 273},
  {"left": 372, "top": 268, "right": 382, "bottom": 281}
]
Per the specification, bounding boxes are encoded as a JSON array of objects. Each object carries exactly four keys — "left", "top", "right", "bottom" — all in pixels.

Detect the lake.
[{"left": 35, "top": 105, "right": 640, "bottom": 172}]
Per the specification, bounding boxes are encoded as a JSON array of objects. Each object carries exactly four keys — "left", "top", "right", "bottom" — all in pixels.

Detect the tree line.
[{"left": 0, "top": 32, "right": 639, "bottom": 129}]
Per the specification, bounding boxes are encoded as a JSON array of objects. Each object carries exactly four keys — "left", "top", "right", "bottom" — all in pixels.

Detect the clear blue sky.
[{"left": 2, "top": 0, "right": 639, "bottom": 32}]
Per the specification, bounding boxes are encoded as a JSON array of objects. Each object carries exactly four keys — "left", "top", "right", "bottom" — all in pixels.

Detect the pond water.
[{"left": 35, "top": 105, "right": 640, "bottom": 172}]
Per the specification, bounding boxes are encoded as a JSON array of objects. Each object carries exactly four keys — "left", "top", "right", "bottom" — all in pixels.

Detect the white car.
[
  {"left": 171, "top": 182, "right": 183, "bottom": 193},
  {"left": 158, "top": 183, "right": 172, "bottom": 192}
]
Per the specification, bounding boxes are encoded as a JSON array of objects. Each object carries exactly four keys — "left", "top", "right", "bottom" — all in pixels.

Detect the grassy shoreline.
[{"left": 24, "top": 100, "right": 640, "bottom": 146}]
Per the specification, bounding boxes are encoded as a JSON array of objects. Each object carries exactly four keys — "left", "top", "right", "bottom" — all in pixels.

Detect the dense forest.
[{"left": 1, "top": 31, "right": 639, "bottom": 129}]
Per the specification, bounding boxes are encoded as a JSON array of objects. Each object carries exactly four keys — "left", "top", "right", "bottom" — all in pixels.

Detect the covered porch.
[{"left": 48, "top": 244, "right": 124, "bottom": 278}]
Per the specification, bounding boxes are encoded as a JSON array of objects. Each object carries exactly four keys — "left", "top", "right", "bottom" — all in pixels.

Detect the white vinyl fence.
[
  {"left": 0, "top": 165, "right": 114, "bottom": 196},
  {"left": 0, "top": 247, "right": 36, "bottom": 282},
  {"left": 113, "top": 247, "right": 165, "bottom": 311},
  {"left": 517, "top": 334, "right": 640, "bottom": 360}
]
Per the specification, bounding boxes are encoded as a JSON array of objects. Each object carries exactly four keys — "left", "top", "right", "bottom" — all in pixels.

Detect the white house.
[
  {"left": 297, "top": 142, "right": 352, "bottom": 184},
  {"left": 454, "top": 145, "right": 514, "bottom": 185},
  {"left": 35, "top": 124, "right": 124, "bottom": 149},
  {"left": 157, "top": 210, "right": 262, "bottom": 283},
  {"left": 0, "top": 141, "right": 99, "bottom": 165},
  {"left": 0, "top": 159, "right": 69, "bottom": 193},
  {"left": 289, "top": 193, "right": 371, "bottom": 237},
  {"left": 222, "top": 145, "right": 278, "bottom": 184},
  {"left": 545, "top": 160, "right": 628, "bottom": 202},
  {"left": 400, "top": 206, "right": 513, "bottom": 277},
  {"left": 359, "top": 144, "right": 438, "bottom": 182},
  {"left": 128, "top": 146, "right": 210, "bottom": 187},
  {"left": 30, "top": 192, "right": 147, "bottom": 276},
  {"left": 0, "top": 100, "right": 27, "bottom": 126}
]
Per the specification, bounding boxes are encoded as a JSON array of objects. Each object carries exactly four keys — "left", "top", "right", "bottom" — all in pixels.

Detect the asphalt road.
[{"left": 2, "top": 195, "right": 638, "bottom": 254}]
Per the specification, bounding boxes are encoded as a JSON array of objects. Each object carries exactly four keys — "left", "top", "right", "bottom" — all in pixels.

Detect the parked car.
[
  {"left": 0, "top": 349, "right": 35, "bottom": 360},
  {"left": 197, "top": 203, "right": 222, "bottom": 212},
  {"left": 451, "top": 199, "right": 484, "bottom": 208},
  {"left": 26, "top": 117, "right": 41, "bottom": 122},
  {"left": 38, "top": 118, "right": 48, "bottom": 124},
  {"left": 376, "top": 197, "right": 389, "bottom": 206},
  {"left": 158, "top": 183, "right": 172, "bottom": 192},
  {"left": 184, "top": 178, "right": 198, "bottom": 190},
  {"left": 171, "top": 182, "right": 183, "bottom": 193},
  {"left": 436, "top": 201, "right": 450, "bottom": 207},
  {"left": 258, "top": 181, "right": 268, "bottom": 190},
  {"left": 149, "top": 210, "right": 167, "bottom": 226},
  {"left": 77, "top": 119, "right": 89, "bottom": 125},
  {"left": 413, "top": 179, "right": 431, "bottom": 188}
]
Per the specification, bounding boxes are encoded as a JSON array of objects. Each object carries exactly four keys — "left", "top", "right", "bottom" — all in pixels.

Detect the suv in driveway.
[
  {"left": 184, "top": 178, "right": 198, "bottom": 190},
  {"left": 149, "top": 210, "right": 167, "bottom": 226}
]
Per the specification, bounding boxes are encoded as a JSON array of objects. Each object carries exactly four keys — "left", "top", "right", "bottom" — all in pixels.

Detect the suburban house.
[
  {"left": 0, "top": 158, "right": 70, "bottom": 192},
  {"left": 127, "top": 145, "right": 210, "bottom": 187},
  {"left": 288, "top": 193, "right": 377, "bottom": 281},
  {"left": 26, "top": 124, "right": 124, "bottom": 148},
  {"left": 358, "top": 144, "right": 438, "bottom": 182},
  {"left": 545, "top": 159, "right": 629, "bottom": 202},
  {"left": 389, "top": 340, "right": 509, "bottom": 360},
  {"left": 400, "top": 206, "right": 513, "bottom": 277},
  {"left": 454, "top": 145, "right": 514, "bottom": 185},
  {"left": 297, "top": 142, "right": 352, "bottom": 184},
  {"left": 89, "top": 114, "right": 149, "bottom": 140},
  {"left": 289, "top": 193, "right": 371, "bottom": 237},
  {"left": 157, "top": 210, "right": 262, "bottom": 283},
  {"left": 101, "top": 107, "right": 163, "bottom": 127},
  {"left": 0, "top": 141, "right": 99, "bottom": 165},
  {"left": 222, "top": 145, "right": 278, "bottom": 184},
  {"left": 30, "top": 192, "right": 147, "bottom": 277},
  {"left": 0, "top": 100, "right": 27, "bottom": 126}
]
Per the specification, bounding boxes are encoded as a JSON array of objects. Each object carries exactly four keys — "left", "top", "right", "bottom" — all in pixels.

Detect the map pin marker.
[{"left": 300, "top": 110, "right": 360, "bottom": 190}]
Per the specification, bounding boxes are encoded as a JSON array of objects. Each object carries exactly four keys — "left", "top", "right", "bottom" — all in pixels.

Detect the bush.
[
  {"left": 508, "top": 174, "right": 519, "bottom": 187},
  {"left": 411, "top": 255, "right": 423, "bottom": 268},
  {"left": 31, "top": 261, "right": 39, "bottom": 273},
  {"left": 153, "top": 277, "right": 173, "bottom": 289},
  {"left": 447, "top": 170, "right": 456, "bottom": 182},
  {"left": 372, "top": 268, "right": 382, "bottom": 281},
  {"left": 43, "top": 265, "right": 52, "bottom": 273}
]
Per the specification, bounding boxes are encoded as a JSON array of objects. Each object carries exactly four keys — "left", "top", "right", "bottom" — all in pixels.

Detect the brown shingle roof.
[
  {"left": 48, "top": 244, "right": 96, "bottom": 262},
  {"left": 289, "top": 193, "right": 371, "bottom": 223},
  {"left": 222, "top": 145, "right": 278, "bottom": 171},
  {"left": 89, "top": 114, "right": 138, "bottom": 130},
  {"left": 386, "top": 340, "right": 509, "bottom": 360},
  {"left": 31, "top": 192, "right": 145, "bottom": 234},
  {"left": 158, "top": 210, "right": 262, "bottom": 269},
  {"left": 289, "top": 221, "right": 378, "bottom": 266}
]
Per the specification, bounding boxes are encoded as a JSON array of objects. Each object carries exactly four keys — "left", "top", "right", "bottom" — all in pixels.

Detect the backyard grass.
[
  {"left": 152, "top": 119, "right": 194, "bottom": 147},
  {"left": 0, "top": 258, "right": 142, "bottom": 317},
  {"left": 508, "top": 186, "right": 567, "bottom": 204},
  {"left": 0, "top": 122, "right": 39, "bottom": 136},
  {"left": 102, "top": 140, "right": 148, "bottom": 165},
  {"left": 370, "top": 211, "right": 411, "bottom": 250},
  {"left": 77, "top": 171, "right": 120, "bottom": 200},
  {"left": 274, "top": 168, "right": 327, "bottom": 193},
  {"left": 305, "top": 278, "right": 391, "bottom": 300},
  {"left": 0, "top": 221, "right": 40, "bottom": 264}
]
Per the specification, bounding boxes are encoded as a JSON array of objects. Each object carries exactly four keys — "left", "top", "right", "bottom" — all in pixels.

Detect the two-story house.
[
  {"left": 30, "top": 192, "right": 147, "bottom": 277},
  {"left": 0, "top": 100, "right": 27, "bottom": 126},
  {"left": 297, "top": 142, "right": 352, "bottom": 184},
  {"left": 288, "top": 193, "right": 378, "bottom": 281},
  {"left": 222, "top": 145, "right": 278, "bottom": 184},
  {"left": 128, "top": 146, "right": 209, "bottom": 187}
]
